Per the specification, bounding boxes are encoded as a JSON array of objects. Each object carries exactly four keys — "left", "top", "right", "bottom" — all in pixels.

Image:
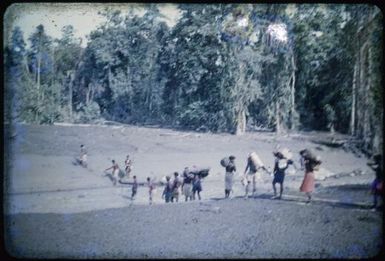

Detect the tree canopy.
[{"left": 4, "top": 4, "right": 383, "bottom": 155}]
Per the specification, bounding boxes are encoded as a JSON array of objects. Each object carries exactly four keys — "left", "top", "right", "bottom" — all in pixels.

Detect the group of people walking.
[
  {"left": 74, "top": 144, "right": 382, "bottom": 209},
  {"left": 161, "top": 170, "right": 202, "bottom": 204},
  {"left": 222, "top": 148, "right": 322, "bottom": 203},
  {"left": 103, "top": 155, "right": 133, "bottom": 186}
]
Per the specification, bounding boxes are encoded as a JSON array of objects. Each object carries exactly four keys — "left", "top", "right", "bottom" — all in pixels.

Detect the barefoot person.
[
  {"left": 171, "top": 172, "right": 182, "bottom": 203},
  {"left": 182, "top": 167, "right": 194, "bottom": 202},
  {"left": 147, "top": 177, "right": 155, "bottom": 205},
  {"left": 131, "top": 175, "right": 138, "bottom": 200},
  {"left": 124, "top": 155, "right": 132, "bottom": 179},
  {"left": 367, "top": 154, "right": 383, "bottom": 210},
  {"left": 225, "top": 156, "right": 236, "bottom": 198},
  {"left": 244, "top": 152, "right": 269, "bottom": 198},
  {"left": 272, "top": 148, "right": 294, "bottom": 199},
  {"left": 76, "top": 144, "right": 88, "bottom": 167},
  {"left": 192, "top": 174, "right": 202, "bottom": 200},
  {"left": 299, "top": 149, "right": 321, "bottom": 203},
  {"left": 104, "top": 160, "right": 120, "bottom": 186},
  {"left": 162, "top": 176, "right": 173, "bottom": 203}
]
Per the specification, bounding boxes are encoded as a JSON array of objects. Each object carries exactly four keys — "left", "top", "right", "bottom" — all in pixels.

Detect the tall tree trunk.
[
  {"left": 275, "top": 101, "right": 281, "bottom": 135},
  {"left": 365, "top": 46, "right": 372, "bottom": 153},
  {"left": 68, "top": 73, "right": 74, "bottom": 121},
  {"left": 146, "top": 55, "right": 155, "bottom": 113},
  {"left": 24, "top": 56, "right": 31, "bottom": 76},
  {"left": 235, "top": 108, "right": 246, "bottom": 136},
  {"left": 34, "top": 52, "right": 41, "bottom": 123},
  {"left": 361, "top": 44, "right": 368, "bottom": 152},
  {"left": 290, "top": 54, "right": 297, "bottom": 130},
  {"left": 350, "top": 62, "right": 357, "bottom": 136},
  {"left": 51, "top": 45, "right": 55, "bottom": 86},
  {"left": 126, "top": 64, "right": 134, "bottom": 115}
]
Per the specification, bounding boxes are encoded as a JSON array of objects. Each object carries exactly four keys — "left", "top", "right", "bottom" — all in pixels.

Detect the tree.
[
  {"left": 4, "top": 26, "right": 31, "bottom": 123},
  {"left": 27, "top": 24, "right": 56, "bottom": 123},
  {"left": 54, "top": 25, "right": 83, "bottom": 121}
]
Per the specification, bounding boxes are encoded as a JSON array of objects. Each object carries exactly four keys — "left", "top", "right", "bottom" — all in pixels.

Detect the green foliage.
[
  {"left": 75, "top": 102, "right": 101, "bottom": 123},
  {"left": 177, "top": 101, "right": 207, "bottom": 129},
  {"left": 4, "top": 3, "right": 382, "bottom": 151}
]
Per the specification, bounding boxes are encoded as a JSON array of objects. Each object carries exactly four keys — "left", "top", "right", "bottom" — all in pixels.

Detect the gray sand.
[{"left": 3, "top": 123, "right": 383, "bottom": 258}]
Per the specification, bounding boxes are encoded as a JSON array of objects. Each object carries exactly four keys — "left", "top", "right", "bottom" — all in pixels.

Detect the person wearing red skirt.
[{"left": 299, "top": 149, "right": 321, "bottom": 203}]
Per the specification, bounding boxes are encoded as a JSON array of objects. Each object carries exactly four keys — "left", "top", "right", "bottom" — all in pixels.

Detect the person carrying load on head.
[
  {"left": 299, "top": 149, "right": 322, "bottom": 203},
  {"left": 272, "top": 148, "right": 294, "bottom": 199},
  {"left": 104, "top": 159, "right": 120, "bottom": 186},
  {"left": 367, "top": 154, "right": 383, "bottom": 211},
  {"left": 182, "top": 167, "right": 194, "bottom": 202},
  {"left": 243, "top": 152, "right": 270, "bottom": 199},
  {"left": 224, "top": 155, "right": 236, "bottom": 199}
]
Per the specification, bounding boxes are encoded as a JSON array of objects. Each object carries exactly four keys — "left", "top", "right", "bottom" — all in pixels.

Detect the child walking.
[
  {"left": 162, "top": 176, "right": 173, "bottom": 203},
  {"left": 192, "top": 174, "right": 202, "bottom": 200},
  {"left": 131, "top": 175, "right": 138, "bottom": 200},
  {"left": 147, "top": 177, "right": 155, "bottom": 205},
  {"left": 272, "top": 149, "right": 294, "bottom": 199}
]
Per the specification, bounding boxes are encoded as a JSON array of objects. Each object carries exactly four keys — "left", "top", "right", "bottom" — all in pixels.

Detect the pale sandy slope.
[{"left": 3, "top": 123, "right": 382, "bottom": 258}]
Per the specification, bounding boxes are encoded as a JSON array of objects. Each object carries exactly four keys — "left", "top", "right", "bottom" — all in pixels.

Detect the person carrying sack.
[
  {"left": 243, "top": 152, "right": 270, "bottom": 198},
  {"left": 272, "top": 148, "right": 294, "bottom": 199},
  {"left": 182, "top": 167, "right": 194, "bottom": 202},
  {"left": 299, "top": 149, "right": 322, "bottom": 203},
  {"left": 224, "top": 155, "right": 236, "bottom": 198}
]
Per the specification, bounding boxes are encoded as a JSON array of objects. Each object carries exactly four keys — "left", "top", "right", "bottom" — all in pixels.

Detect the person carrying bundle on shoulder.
[
  {"left": 272, "top": 148, "right": 294, "bottom": 199},
  {"left": 299, "top": 149, "right": 322, "bottom": 203},
  {"left": 243, "top": 152, "right": 270, "bottom": 199},
  {"left": 182, "top": 167, "right": 194, "bottom": 202},
  {"left": 221, "top": 155, "right": 236, "bottom": 199}
]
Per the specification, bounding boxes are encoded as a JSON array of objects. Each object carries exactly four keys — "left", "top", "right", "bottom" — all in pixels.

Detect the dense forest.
[{"left": 4, "top": 4, "right": 383, "bottom": 155}]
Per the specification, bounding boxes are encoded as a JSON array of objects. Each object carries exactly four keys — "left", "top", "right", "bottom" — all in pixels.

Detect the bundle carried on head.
[
  {"left": 249, "top": 152, "right": 264, "bottom": 168},
  {"left": 300, "top": 149, "right": 322, "bottom": 170},
  {"left": 189, "top": 166, "right": 210, "bottom": 178},
  {"left": 273, "top": 148, "right": 293, "bottom": 160}
]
